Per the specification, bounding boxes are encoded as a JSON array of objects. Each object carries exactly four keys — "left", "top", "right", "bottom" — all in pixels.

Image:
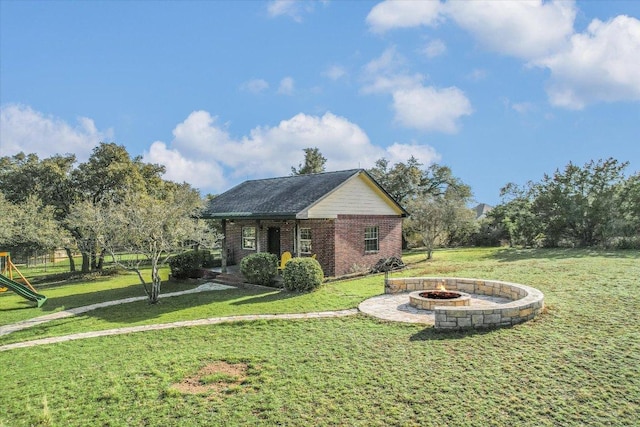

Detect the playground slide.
[{"left": 0, "top": 273, "right": 47, "bottom": 308}]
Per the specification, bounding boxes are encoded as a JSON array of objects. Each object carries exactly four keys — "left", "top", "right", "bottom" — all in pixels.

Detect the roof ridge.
[{"left": 240, "top": 168, "right": 362, "bottom": 184}]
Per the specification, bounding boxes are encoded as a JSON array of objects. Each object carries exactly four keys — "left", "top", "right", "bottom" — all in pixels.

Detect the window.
[
  {"left": 300, "top": 228, "right": 312, "bottom": 254},
  {"left": 242, "top": 226, "right": 256, "bottom": 250},
  {"left": 364, "top": 226, "right": 379, "bottom": 252}
]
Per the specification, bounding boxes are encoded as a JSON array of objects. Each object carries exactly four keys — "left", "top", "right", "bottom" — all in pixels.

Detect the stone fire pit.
[{"left": 409, "top": 289, "right": 471, "bottom": 310}]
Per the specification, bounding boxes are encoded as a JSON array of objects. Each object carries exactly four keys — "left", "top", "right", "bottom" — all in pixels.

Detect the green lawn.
[{"left": 2, "top": 248, "right": 639, "bottom": 426}]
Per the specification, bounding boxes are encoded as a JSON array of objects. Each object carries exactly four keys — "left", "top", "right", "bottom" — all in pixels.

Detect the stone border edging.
[{"left": 385, "top": 277, "right": 544, "bottom": 329}]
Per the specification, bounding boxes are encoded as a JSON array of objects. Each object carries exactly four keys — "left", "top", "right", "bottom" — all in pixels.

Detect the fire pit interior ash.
[
  {"left": 420, "top": 290, "right": 462, "bottom": 300},
  {"left": 409, "top": 288, "right": 471, "bottom": 310}
]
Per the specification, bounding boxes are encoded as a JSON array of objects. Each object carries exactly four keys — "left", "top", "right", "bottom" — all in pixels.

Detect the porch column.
[
  {"left": 221, "top": 219, "right": 227, "bottom": 273},
  {"left": 255, "top": 220, "right": 261, "bottom": 252},
  {"left": 295, "top": 220, "right": 301, "bottom": 257}
]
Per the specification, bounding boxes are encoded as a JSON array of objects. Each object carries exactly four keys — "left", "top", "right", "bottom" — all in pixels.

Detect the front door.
[{"left": 267, "top": 227, "right": 281, "bottom": 256}]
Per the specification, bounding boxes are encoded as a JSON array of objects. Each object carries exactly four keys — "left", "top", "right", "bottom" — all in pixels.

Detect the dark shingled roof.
[{"left": 204, "top": 169, "right": 394, "bottom": 219}]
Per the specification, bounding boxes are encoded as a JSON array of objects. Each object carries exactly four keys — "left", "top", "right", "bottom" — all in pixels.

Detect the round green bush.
[
  {"left": 240, "top": 253, "right": 278, "bottom": 286},
  {"left": 168, "top": 250, "right": 205, "bottom": 279},
  {"left": 282, "top": 257, "right": 324, "bottom": 292}
]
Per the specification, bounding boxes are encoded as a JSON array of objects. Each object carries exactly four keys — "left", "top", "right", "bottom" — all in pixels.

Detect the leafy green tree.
[
  {"left": 487, "top": 158, "right": 637, "bottom": 248},
  {"left": 0, "top": 193, "right": 68, "bottom": 256},
  {"left": 368, "top": 156, "right": 423, "bottom": 203},
  {"left": 0, "top": 193, "right": 17, "bottom": 246},
  {"left": 488, "top": 182, "right": 543, "bottom": 247},
  {"left": 368, "top": 157, "right": 468, "bottom": 203},
  {"left": 533, "top": 158, "right": 629, "bottom": 246},
  {"left": 291, "top": 147, "right": 326, "bottom": 175},
  {"left": 618, "top": 172, "right": 640, "bottom": 236},
  {"left": 1, "top": 152, "right": 78, "bottom": 267}
]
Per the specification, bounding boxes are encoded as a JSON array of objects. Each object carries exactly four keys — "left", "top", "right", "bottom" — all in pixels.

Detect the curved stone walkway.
[
  {"left": 0, "top": 282, "right": 235, "bottom": 337},
  {"left": 1, "top": 286, "right": 512, "bottom": 352},
  {"left": 0, "top": 309, "right": 358, "bottom": 352}
]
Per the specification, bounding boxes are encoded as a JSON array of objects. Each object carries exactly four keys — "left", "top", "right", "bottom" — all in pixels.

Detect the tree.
[
  {"left": 367, "top": 157, "right": 423, "bottom": 203},
  {"left": 0, "top": 154, "right": 74, "bottom": 258},
  {"left": 68, "top": 142, "right": 167, "bottom": 272},
  {"left": 0, "top": 193, "right": 68, "bottom": 256},
  {"left": 84, "top": 184, "right": 220, "bottom": 303},
  {"left": 368, "top": 157, "right": 468, "bottom": 203},
  {"left": 291, "top": 147, "right": 326, "bottom": 175},
  {"left": 533, "top": 158, "right": 629, "bottom": 246},
  {"left": 403, "top": 185, "right": 475, "bottom": 259},
  {"left": 371, "top": 157, "right": 475, "bottom": 257},
  {"left": 403, "top": 196, "right": 445, "bottom": 260},
  {"left": 488, "top": 182, "right": 543, "bottom": 247},
  {"left": 487, "top": 158, "right": 637, "bottom": 248}
]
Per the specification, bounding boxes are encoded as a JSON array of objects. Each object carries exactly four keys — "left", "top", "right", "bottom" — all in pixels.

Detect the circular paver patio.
[{"left": 358, "top": 293, "right": 512, "bottom": 324}]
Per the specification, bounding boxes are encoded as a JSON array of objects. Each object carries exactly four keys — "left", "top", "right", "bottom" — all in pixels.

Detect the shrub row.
[{"left": 239, "top": 253, "right": 323, "bottom": 291}]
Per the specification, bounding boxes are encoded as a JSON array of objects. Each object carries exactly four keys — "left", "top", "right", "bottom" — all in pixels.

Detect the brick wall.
[
  {"left": 224, "top": 215, "right": 403, "bottom": 277},
  {"left": 334, "top": 215, "right": 403, "bottom": 277}
]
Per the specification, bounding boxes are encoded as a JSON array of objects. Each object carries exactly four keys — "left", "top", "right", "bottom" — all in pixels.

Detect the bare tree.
[{"left": 69, "top": 184, "right": 220, "bottom": 303}]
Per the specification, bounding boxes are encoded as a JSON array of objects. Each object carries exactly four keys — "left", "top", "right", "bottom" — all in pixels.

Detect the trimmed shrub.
[
  {"left": 282, "top": 257, "right": 324, "bottom": 292},
  {"left": 240, "top": 253, "right": 278, "bottom": 287},
  {"left": 169, "top": 251, "right": 206, "bottom": 279}
]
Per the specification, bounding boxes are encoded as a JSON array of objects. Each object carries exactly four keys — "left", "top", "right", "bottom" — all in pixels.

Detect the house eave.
[{"left": 204, "top": 212, "right": 299, "bottom": 221}]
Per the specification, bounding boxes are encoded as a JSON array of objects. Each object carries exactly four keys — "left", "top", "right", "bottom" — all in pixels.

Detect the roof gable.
[
  {"left": 301, "top": 172, "right": 406, "bottom": 218},
  {"left": 204, "top": 169, "right": 406, "bottom": 219}
]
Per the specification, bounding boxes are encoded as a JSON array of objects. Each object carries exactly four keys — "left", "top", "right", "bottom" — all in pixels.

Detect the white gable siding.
[{"left": 299, "top": 174, "right": 400, "bottom": 219}]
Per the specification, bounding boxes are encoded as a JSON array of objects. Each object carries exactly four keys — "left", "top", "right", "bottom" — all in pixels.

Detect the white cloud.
[
  {"left": 361, "top": 73, "right": 425, "bottom": 95},
  {"left": 240, "top": 78, "right": 269, "bottom": 94},
  {"left": 538, "top": 15, "right": 640, "bottom": 109},
  {"left": 361, "top": 47, "right": 424, "bottom": 95},
  {"left": 363, "top": 46, "right": 406, "bottom": 76},
  {"left": 367, "top": 0, "right": 443, "bottom": 33},
  {"left": 145, "top": 110, "right": 440, "bottom": 193},
  {"left": 361, "top": 48, "right": 472, "bottom": 133},
  {"left": 144, "top": 141, "right": 227, "bottom": 190},
  {"left": 392, "top": 86, "right": 473, "bottom": 133},
  {"left": 421, "top": 39, "right": 446, "bottom": 58},
  {"left": 324, "top": 64, "right": 347, "bottom": 81},
  {"left": 267, "top": 0, "right": 318, "bottom": 22},
  {"left": 445, "top": 0, "right": 576, "bottom": 61},
  {"left": 467, "top": 68, "right": 488, "bottom": 82},
  {"left": 0, "top": 104, "right": 112, "bottom": 160},
  {"left": 385, "top": 142, "right": 440, "bottom": 166},
  {"left": 278, "top": 76, "right": 295, "bottom": 95}
]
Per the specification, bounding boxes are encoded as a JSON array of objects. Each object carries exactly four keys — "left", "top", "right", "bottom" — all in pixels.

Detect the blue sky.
[{"left": 1, "top": 0, "right": 638, "bottom": 205}]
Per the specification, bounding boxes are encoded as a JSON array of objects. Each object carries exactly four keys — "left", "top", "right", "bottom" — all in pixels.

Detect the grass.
[{"left": 1, "top": 247, "right": 640, "bottom": 426}]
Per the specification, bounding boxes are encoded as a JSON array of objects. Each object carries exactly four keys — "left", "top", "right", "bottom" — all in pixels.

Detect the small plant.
[
  {"left": 240, "top": 253, "right": 278, "bottom": 286},
  {"left": 282, "top": 257, "right": 324, "bottom": 292}
]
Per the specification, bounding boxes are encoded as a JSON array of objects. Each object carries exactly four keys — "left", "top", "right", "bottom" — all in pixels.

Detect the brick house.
[{"left": 203, "top": 169, "right": 407, "bottom": 277}]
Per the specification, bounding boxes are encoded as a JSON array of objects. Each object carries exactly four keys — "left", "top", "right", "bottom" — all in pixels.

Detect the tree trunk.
[
  {"left": 81, "top": 252, "right": 90, "bottom": 273},
  {"left": 149, "top": 264, "right": 161, "bottom": 304},
  {"left": 97, "top": 249, "right": 106, "bottom": 270},
  {"left": 65, "top": 247, "right": 76, "bottom": 272}
]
